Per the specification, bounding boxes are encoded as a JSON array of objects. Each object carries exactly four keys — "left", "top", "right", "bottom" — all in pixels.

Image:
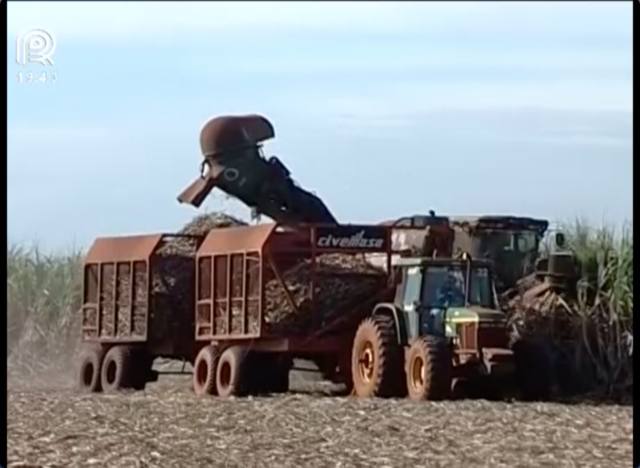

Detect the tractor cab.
[{"left": 393, "top": 255, "right": 510, "bottom": 352}]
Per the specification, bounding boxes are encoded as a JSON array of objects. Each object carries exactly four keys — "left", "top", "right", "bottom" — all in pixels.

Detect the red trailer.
[
  {"left": 77, "top": 233, "right": 204, "bottom": 392},
  {"left": 76, "top": 223, "right": 395, "bottom": 396},
  {"left": 191, "top": 223, "right": 394, "bottom": 397}
]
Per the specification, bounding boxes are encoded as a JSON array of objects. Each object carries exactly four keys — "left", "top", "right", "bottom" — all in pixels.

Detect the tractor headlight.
[{"left": 444, "top": 323, "right": 456, "bottom": 337}]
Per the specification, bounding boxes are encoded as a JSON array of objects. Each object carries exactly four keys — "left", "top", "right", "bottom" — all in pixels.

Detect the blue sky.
[{"left": 7, "top": 2, "right": 632, "bottom": 250}]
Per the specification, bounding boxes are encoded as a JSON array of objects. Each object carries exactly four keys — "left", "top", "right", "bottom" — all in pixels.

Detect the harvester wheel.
[
  {"left": 193, "top": 345, "right": 219, "bottom": 396},
  {"left": 405, "top": 336, "right": 452, "bottom": 401},
  {"left": 513, "top": 338, "right": 553, "bottom": 401},
  {"left": 100, "top": 345, "right": 134, "bottom": 392},
  {"left": 351, "top": 315, "right": 404, "bottom": 398},
  {"left": 77, "top": 345, "right": 105, "bottom": 393},
  {"left": 216, "top": 346, "right": 249, "bottom": 398}
]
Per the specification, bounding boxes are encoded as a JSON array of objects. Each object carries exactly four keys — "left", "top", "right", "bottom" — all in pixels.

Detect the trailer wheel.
[
  {"left": 351, "top": 315, "right": 404, "bottom": 398},
  {"left": 77, "top": 345, "right": 105, "bottom": 393},
  {"left": 100, "top": 345, "right": 134, "bottom": 392},
  {"left": 193, "top": 345, "right": 219, "bottom": 396},
  {"left": 216, "top": 346, "right": 249, "bottom": 398},
  {"left": 513, "top": 338, "right": 553, "bottom": 401}
]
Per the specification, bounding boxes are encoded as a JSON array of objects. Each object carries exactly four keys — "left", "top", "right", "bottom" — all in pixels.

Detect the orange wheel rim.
[
  {"left": 358, "top": 343, "right": 375, "bottom": 383},
  {"left": 411, "top": 356, "right": 425, "bottom": 390}
]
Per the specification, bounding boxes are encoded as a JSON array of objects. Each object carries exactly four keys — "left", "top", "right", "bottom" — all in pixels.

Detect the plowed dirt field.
[{"left": 7, "top": 366, "right": 632, "bottom": 468}]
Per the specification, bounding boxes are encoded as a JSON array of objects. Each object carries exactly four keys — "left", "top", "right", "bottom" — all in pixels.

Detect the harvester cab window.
[
  {"left": 514, "top": 232, "right": 538, "bottom": 253},
  {"left": 468, "top": 267, "right": 494, "bottom": 308},
  {"left": 478, "top": 231, "right": 512, "bottom": 257}
]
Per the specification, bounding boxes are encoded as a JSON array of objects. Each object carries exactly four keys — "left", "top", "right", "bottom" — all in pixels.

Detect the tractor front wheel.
[
  {"left": 405, "top": 336, "right": 452, "bottom": 401},
  {"left": 351, "top": 315, "right": 404, "bottom": 398}
]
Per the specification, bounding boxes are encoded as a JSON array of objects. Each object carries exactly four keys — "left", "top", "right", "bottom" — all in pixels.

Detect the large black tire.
[
  {"left": 100, "top": 345, "right": 134, "bottom": 393},
  {"left": 77, "top": 345, "right": 105, "bottom": 393},
  {"left": 193, "top": 345, "right": 219, "bottom": 396},
  {"left": 512, "top": 338, "right": 553, "bottom": 401},
  {"left": 351, "top": 315, "right": 404, "bottom": 398},
  {"left": 405, "top": 336, "right": 452, "bottom": 401},
  {"left": 216, "top": 346, "right": 249, "bottom": 398}
]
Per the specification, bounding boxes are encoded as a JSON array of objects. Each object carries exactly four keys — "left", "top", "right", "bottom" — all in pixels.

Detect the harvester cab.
[
  {"left": 177, "top": 114, "right": 337, "bottom": 225},
  {"left": 450, "top": 216, "right": 550, "bottom": 293}
]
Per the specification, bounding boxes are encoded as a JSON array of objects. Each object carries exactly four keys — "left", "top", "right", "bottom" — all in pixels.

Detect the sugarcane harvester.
[{"left": 178, "top": 115, "right": 337, "bottom": 225}]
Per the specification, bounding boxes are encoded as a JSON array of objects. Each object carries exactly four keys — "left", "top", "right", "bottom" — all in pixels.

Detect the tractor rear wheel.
[
  {"left": 100, "top": 345, "right": 134, "bottom": 392},
  {"left": 193, "top": 345, "right": 219, "bottom": 396},
  {"left": 405, "top": 336, "right": 452, "bottom": 401},
  {"left": 216, "top": 346, "right": 249, "bottom": 398},
  {"left": 77, "top": 345, "right": 105, "bottom": 393},
  {"left": 351, "top": 315, "right": 404, "bottom": 398}
]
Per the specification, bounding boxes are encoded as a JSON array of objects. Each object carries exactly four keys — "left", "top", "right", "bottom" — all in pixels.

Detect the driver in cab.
[{"left": 435, "top": 272, "right": 465, "bottom": 308}]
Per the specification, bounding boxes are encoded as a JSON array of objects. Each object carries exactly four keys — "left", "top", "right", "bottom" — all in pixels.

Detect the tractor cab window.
[
  {"left": 422, "top": 266, "right": 466, "bottom": 308},
  {"left": 403, "top": 267, "right": 422, "bottom": 310},
  {"left": 421, "top": 264, "right": 494, "bottom": 309}
]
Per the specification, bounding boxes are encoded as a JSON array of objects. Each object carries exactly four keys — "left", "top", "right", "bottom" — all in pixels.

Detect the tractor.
[{"left": 351, "top": 254, "right": 552, "bottom": 400}]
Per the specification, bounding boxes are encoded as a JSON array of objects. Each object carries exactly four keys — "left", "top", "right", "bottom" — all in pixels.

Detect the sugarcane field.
[{"left": 6, "top": 2, "right": 633, "bottom": 468}]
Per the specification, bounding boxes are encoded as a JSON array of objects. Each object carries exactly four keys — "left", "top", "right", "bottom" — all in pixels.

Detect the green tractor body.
[
  {"left": 390, "top": 256, "right": 515, "bottom": 380},
  {"left": 352, "top": 255, "right": 543, "bottom": 401}
]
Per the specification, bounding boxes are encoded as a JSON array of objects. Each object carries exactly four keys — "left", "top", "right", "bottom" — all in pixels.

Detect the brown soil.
[{"left": 7, "top": 371, "right": 632, "bottom": 468}]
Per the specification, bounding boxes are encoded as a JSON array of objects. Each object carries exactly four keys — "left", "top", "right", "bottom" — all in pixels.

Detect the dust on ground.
[{"left": 7, "top": 367, "right": 633, "bottom": 468}]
